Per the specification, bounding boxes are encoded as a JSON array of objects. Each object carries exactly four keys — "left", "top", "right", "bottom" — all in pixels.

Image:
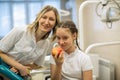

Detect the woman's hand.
[
  {"left": 25, "top": 63, "right": 42, "bottom": 70},
  {"left": 10, "top": 67, "right": 19, "bottom": 74},
  {"left": 18, "top": 65, "right": 31, "bottom": 77}
]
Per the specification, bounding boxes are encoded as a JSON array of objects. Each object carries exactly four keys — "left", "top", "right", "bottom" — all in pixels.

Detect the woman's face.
[
  {"left": 56, "top": 28, "right": 76, "bottom": 52},
  {"left": 38, "top": 10, "right": 56, "bottom": 32}
]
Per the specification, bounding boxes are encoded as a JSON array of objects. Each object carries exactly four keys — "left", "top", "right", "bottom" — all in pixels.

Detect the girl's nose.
[{"left": 59, "top": 39, "right": 65, "bottom": 45}]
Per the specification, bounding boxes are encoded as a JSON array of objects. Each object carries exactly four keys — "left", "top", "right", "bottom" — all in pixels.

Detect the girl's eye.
[
  {"left": 56, "top": 36, "right": 60, "bottom": 40},
  {"left": 63, "top": 36, "right": 68, "bottom": 40}
]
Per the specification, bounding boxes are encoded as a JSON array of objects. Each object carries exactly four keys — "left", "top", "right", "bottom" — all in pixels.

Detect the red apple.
[{"left": 52, "top": 47, "right": 63, "bottom": 57}]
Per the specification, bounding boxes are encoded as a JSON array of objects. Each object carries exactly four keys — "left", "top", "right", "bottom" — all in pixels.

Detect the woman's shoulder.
[
  {"left": 13, "top": 25, "right": 27, "bottom": 32},
  {"left": 9, "top": 25, "right": 28, "bottom": 38}
]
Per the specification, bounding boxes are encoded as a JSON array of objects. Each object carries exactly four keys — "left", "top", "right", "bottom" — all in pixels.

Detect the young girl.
[{"left": 50, "top": 21, "right": 93, "bottom": 80}]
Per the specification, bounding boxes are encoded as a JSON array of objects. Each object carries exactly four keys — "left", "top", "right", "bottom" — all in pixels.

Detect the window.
[
  {"left": 0, "top": 0, "right": 60, "bottom": 38},
  {"left": 0, "top": 3, "right": 11, "bottom": 37},
  {"left": 0, "top": 0, "right": 77, "bottom": 39}
]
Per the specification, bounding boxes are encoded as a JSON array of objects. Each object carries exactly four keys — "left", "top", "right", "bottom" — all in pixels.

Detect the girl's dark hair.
[{"left": 55, "top": 20, "right": 81, "bottom": 50}]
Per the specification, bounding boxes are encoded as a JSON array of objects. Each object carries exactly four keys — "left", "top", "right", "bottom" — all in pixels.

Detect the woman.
[
  {"left": 0, "top": 5, "right": 60, "bottom": 77},
  {"left": 50, "top": 20, "right": 93, "bottom": 80}
]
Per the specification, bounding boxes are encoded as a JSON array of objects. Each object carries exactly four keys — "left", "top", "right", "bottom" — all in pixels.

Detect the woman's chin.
[{"left": 41, "top": 29, "right": 50, "bottom": 33}]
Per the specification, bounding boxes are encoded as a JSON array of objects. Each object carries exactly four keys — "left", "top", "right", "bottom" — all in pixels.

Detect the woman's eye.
[
  {"left": 41, "top": 15, "right": 48, "bottom": 19},
  {"left": 49, "top": 18, "right": 55, "bottom": 21},
  {"left": 42, "top": 16, "right": 47, "bottom": 19},
  {"left": 42, "top": 16, "right": 55, "bottom": 21}
]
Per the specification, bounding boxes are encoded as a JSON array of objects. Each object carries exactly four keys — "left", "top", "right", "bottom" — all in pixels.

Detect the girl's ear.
[{"left": 72, "top": 32, "right": 77, "bottom": 40}]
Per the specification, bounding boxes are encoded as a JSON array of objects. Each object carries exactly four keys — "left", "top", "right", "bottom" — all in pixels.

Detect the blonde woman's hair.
[{"left": 27, "top": 5, "right": 60, "bottom": 40}]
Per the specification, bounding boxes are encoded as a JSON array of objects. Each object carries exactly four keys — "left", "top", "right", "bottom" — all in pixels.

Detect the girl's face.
[
  {"left": 38, "top": 10, "right": 56, "bottom": 32},
  {"left": 56, "top": 28, "right": 76, "bottom": 53}
]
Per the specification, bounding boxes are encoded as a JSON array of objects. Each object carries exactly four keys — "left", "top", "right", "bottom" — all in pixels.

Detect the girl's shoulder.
[{"left": 76, "top": 49, "right": 90, "bottom": 59}]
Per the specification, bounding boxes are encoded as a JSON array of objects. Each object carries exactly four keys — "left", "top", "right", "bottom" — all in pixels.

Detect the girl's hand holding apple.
[{"left": 52, "top": 47, "right": 64, "bottom": 65}]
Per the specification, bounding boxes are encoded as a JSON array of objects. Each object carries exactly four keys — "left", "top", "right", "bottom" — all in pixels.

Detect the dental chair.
[{"left": 0, "top": 57, "right": 31, "bottom": 80}]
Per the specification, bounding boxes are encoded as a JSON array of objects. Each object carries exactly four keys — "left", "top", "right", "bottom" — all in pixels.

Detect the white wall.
[{"left": 76, "top": 0, "right": 120, "bottom": 80}]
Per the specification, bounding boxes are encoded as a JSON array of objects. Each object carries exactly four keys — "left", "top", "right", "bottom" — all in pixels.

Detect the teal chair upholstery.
[{"left": 0, "top": 57, "right": 23, "bottom": 80}]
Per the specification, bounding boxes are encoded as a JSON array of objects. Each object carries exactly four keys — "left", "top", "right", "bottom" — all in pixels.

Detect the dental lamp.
[
  {"left": 59, "top": 9, "right": 70, "bottom": 16},
  {"left": 96, "top": 0, "right": 120, "bottom": 29}
]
